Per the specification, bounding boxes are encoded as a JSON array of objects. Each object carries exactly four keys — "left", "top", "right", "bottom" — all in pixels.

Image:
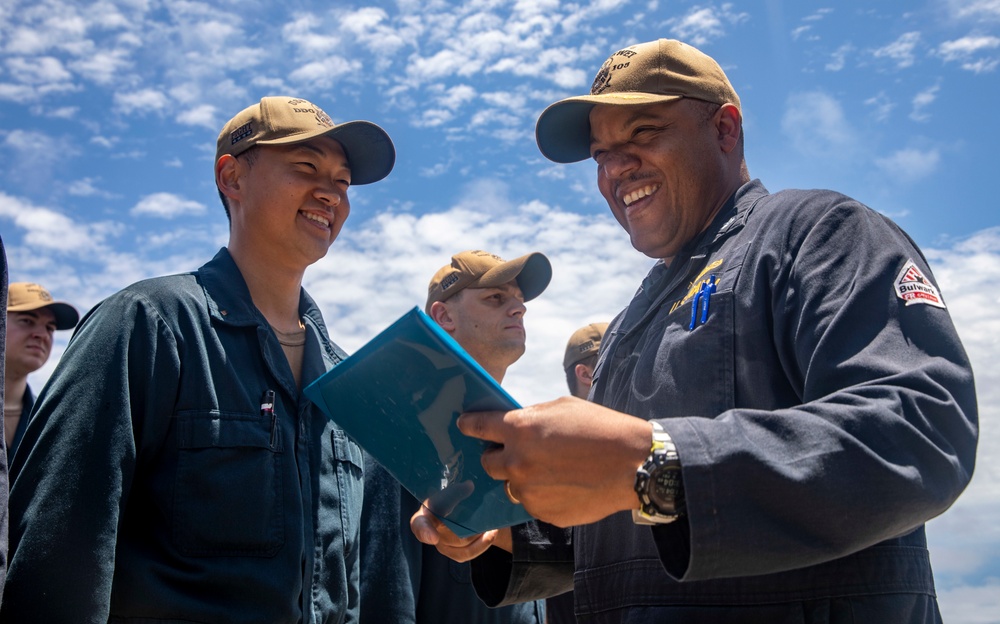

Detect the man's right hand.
[{"left": 410, "top": 504, "right": 513, "bottom": 562}]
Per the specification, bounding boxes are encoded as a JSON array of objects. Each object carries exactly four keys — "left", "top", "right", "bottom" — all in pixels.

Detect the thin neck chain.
[{"left": 272, "top": 319, "right": 306, "bottom": 347}]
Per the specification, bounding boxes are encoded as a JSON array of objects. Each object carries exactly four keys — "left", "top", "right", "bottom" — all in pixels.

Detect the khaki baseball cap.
[
  {"left": 7, "top": 282, "right": 80, "bottom": 330},
  {"left": 536, "top": 38, "right": 741, "bottom": 163},
  {"left": 216, "top": 96, "right": 395, "bottom": 185},
  {"left": 563, "top": 322, "right": 609, "bottom": 369},
  {"left": 426, "top": 250, "right": 552, "bottom": 313}
]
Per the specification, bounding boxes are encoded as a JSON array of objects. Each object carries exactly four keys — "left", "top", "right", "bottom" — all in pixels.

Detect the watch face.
[{"left": 651, "top": 467, "right": 682, "bottom": 511}]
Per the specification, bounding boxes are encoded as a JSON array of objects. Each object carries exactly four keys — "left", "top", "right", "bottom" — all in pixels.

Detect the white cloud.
[
  {"left": 69, "top": 48, "right": 135, "bottom": 86},
  {"left": 3, "top": 10, "right": 89, "bottom": 56},
  {"left": 550, "top": 66, "right": 588, "bottom": 89},
  {"left": 481, "top": 90, "right": 526, "bottom": 112},
  {"left": 0, "top": 83, "right": 37, "bottom": 103},
  {"left": 289, "top": 56, "right": 363, "bottom": 89},
  {"left": 949, "top": 0, "right": 1000, "bottom": 21},
  {"left": 282, "top": 14, "right": 345, "bottom": 56},
  {"left": 114, "top": 88, "right": 171, "bottom": 115},
  {"left": 176, "top": 104, "right": 217, "bottom": 129},
  {"left": 341, "top": 7, "right": 389, "bottom": 34},
  {"left": 470, "top": 108, "right": 519, "bottom": 131},
  {"left": 68, "top": 177, "right": 115, "bottom": 198},
  {"left": 1, "top": 129, "right": 77, "bottom": 191},
  {"left": 872, "top": 31, "right": 921, "bottom": 69},
  {"left": 874, "top": 147, "right": 941, "bottom": 181},
  {"left": 90, "top": 135, "right": 118, "bottom": 148},
  {"left": 0, "top": 191, "right": 115, "bottom": 254},
  {"left": 791, "top": 25, "right": 812, "bottom": 41},
  {"left": 781, "top": 91, "right": 858, "bottom": 159},
  {"left": 131, "top": 192, "right": 207, "bottom": 219},
  {"left": 390, "top": 3, "right": 587, "bottom": 95},
  {"left": 804, "top": 8, "right": 833, "bottom": 21},
  {"left": 0, "top": 1, "right": 143, "bottom": 91},
  {"left": 6, "top": 56, "right": 72, "bottom": 84},
  {"left": 558, "top": 0, "right": 625, "bottom": 32},
  {"left": 936, "top": 579, "right": 1000, "bottom": 624},
  {"left": 39, "top": 105, "right": 78, "bottom": 119},
  {"left": 81, "top": 0, "right": 135, "bottom": 30},
  {"left": 420, "top": 161, "right": 451, "bottom": 177},
  {"left": 937, "top": 36, "right": 1000, "bottom": 73},
  {"left": 865, "top": 91, "right": 895, "bottom": 122},
  {"left": 143, "top": 230, "right": 195, "bottom": 248},
  {"left": 938, "top": 35, "right": 1000, "bottom": 60},
  {"left": 961, "top": 58, "right": 1000, "bottom": 72},
  {"left": 668, "top": 4, "right": 750, "bottom": 46},
  {"left": 439, "top": 84, "right": 479, "bottom": 110},
  {"left": 910, "top": 84, "right": 940, "bottom": 121},
  {"left": 825, "top": 43, "right": 853, "bottom": 71},
  {"left": 414, "top": 108, "right": 456, "bottom": 128},
  {"left": 409, "top": 48, "right": 482, "bottom": 83},
  {"left": 342, "top": 6, "right": 417, "bottom": 69}
]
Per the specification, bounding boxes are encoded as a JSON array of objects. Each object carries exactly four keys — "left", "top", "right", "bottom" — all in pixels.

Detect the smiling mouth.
[
  {"left": 302, "top": 211, "right": 331, "bottom": 228},
  {"left": 623, "top": 184, "right": 660, "bottom": 207}
]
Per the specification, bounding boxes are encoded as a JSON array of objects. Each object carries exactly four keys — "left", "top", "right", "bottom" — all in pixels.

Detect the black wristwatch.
[{"left": 632, "top": 421, "right": 685, "bottom": 525}]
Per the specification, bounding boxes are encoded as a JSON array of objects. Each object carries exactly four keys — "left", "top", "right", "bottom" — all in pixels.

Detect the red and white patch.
[{"left": 894, "top": 259, "right": 946, "bottom": 309}]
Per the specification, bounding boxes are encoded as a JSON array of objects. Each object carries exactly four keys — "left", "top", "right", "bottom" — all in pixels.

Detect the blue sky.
[{"left": 2, "top": 1, "right": 998, "bottom": 620}]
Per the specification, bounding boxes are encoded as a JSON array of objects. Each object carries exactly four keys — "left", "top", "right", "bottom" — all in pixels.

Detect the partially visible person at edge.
[
  {"left": 2, "top": 96, "right": 395, "bottom": 623},
  {"left": 546, "top": 321, "right": 608, "bottom": 624},
  {"left": 0, "top": 234, "right": 8, "bottom": 605},
  {"left": 360, "top": 249, "right": 551, "bottom": 624},
  {"left": 563, "top": 322, "right": 608, "bottom": 402},
  {"left": 4, "top": 282, "right": 80, "bottom": 459},
  {"left": 411, "top": 39, "right": 978, "bottom": 623}
]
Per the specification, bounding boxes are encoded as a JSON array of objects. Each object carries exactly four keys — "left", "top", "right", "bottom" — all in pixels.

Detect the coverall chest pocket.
[
  {"left": 602, "top": 289, "right": 737, "bottom": 419},
  {"left": 330, "top": 427, "right": 365, "bottom": 552},
  {"left": 173, "top": 412, "right": 284, "bottom": 557}
]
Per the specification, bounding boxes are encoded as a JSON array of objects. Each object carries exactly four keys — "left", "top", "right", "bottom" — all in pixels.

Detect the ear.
[
  {"left": 574, "top": 363, "right": 594, "bottom": 388},
  {"left": 216, "top": 154, "right": 242, "bottom": 203},
  {"left": 429, "top": 301, "right": 456, "bottom": 332},
  {"left": 715, "top": 103, "right": 742, "bottom": 154}
]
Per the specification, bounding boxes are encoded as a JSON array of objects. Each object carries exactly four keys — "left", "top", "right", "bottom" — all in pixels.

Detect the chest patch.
[
  {"left": 670, "top": 258, "right": 725, "bottom": 314},
  {"left": 894, "top": 259, "right": 946, "bottom": 309}
]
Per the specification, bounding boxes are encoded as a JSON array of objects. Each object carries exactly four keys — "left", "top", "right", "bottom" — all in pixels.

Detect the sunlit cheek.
[{"left": 597, "top": 176, "right": 616, "bottom": 208}]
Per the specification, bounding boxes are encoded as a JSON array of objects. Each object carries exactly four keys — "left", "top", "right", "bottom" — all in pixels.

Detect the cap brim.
[
  {"left": 326, "top": 121, "right": 396, "bottom": 185},
  {"left": 515, "top": 252, "right": 553, "bottom": 302},
  {"left": 50, "top": 303, "right": 80, "bottom": 330},
  {"left": 8, "top": 301, "right": 80, "bottom": 330},
  {"left": 535, "top": 93, "right": 684, "bottom": 164},
  {"left": 476, "top": 252, "right": 552, "bottom": 302},
  {"left": 259, "top": 120, "right": 396, "bottom": 185}
]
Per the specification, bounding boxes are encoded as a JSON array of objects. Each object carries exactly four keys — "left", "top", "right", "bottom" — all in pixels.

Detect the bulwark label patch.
[{"left": 894, "top": 259, "right": 946, "bottom": 309}]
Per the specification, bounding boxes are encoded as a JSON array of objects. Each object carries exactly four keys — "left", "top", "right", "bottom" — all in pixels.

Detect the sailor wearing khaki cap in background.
[
  {"left": 360, "top": 249, "right": 551, "bottom": 624},
  {"left": 563, "top": 322, "right": 609, "bottom": 401},
  {"left": 4, "top": 282, "right": 79, "bottom": 458},
  {"left": 412, "top": 38, "right": 976, "bottom": 624},
  {"left": 2, "top": 96, "right": 395, "bottom": 622},
  {"left": 425, "top": 249, "right": 551, "bottom": 382}
]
